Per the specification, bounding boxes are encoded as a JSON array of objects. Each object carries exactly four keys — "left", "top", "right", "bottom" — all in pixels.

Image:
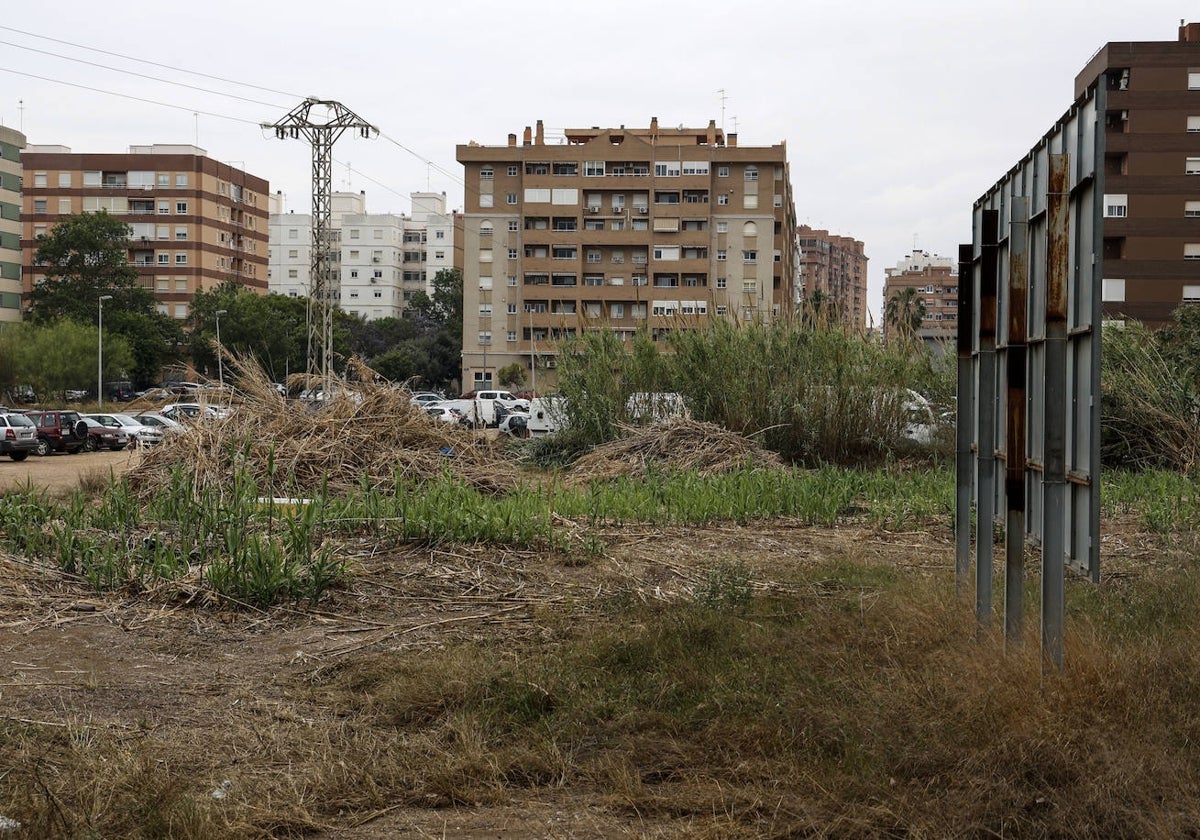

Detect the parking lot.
[{"left": 0, "top": 448, "right": 140, "bottom": 496}]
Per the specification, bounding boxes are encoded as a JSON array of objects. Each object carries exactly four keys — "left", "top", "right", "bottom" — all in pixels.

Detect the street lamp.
[
  {"left": 98, "top": 295, "right": 113, "bottom": 408},
  {"left": 214, "top": 309, "right": 227, "bottom": 391}
]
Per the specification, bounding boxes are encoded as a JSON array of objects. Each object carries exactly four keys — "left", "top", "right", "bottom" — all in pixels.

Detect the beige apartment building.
[
  {"left": 881, "top": 249, "right": 958, "bottom": 345},
  {"left": 796, "top": 225, "right": 868, "bottom": 329},
  {"left": 456, "top": 118, "right": 798, "bottom": 389},
  {"left": 0, "top": 127, "right": 24, "bottom": 322},
  {"left": 21, "top": 144, "right": 268, "bottom": 320}
]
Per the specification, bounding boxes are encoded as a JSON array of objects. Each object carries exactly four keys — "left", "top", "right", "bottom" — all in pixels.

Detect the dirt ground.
[
  {"left": 0, "top": 448, "right": 140, "bottom": 496},
  {"left": 0, "top": 455, "right": 1165, "bottom": 837}
]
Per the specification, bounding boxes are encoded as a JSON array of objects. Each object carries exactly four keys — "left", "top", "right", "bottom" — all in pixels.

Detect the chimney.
[
  {"left": 706, "top": 119, "right": 717, "bottom": 145},
  {"left": 728, "top": 132, "right": 738, "bottom": 148},
  {"left": 650, "top": 116, "right": 659, "bottom": 135},
  {"left": 523, "top": 126, "right": 532, "bottom": 145},
  {"left": 508, "top": 133, "right": 517, "bottom": 147},
  {"left": 1181, "top": 20, "right": 1200, "bottom": 41},
  {"left": 535, "top": 119, "right": 544, "bottom": 145}
]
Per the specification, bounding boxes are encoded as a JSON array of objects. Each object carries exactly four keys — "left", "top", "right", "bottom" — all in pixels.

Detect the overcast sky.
[{"left": 1, "top": 0, "right": 1193, "bottom": 325}]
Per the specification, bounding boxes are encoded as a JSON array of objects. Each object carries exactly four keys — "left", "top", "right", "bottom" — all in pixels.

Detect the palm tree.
[{"left": 885, "top": 287, "right": 927, "bottom": 343}]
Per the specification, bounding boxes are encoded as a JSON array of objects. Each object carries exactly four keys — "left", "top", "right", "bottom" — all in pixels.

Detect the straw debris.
[
  {"left": 131, "top": 355, "right": 517, "bottom": 498},
  {"left": 566, "top": 418, "right": 783, "bottom": 484}
]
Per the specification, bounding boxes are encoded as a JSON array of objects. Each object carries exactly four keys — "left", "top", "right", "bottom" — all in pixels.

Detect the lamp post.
[
  {"left": 214, "top": 309, "right": 227, "bottom": 391},
  {"left": 98, "top": 295, "right": 112, "bottom": 408}
]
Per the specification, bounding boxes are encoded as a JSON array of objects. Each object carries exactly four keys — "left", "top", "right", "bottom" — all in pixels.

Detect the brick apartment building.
[
  {"left": 21, "top": 144, "right": 268, "bottom": 320},
  {"left": 977, "top": 21, "right": 1200, "bottom": 327},
  {"left": 881, "top": 250, "right": 958, "bottom": 345},
  {"left": 456, "top": 118, "right": 798, "bottom": 389},
  {"left": 796, "top": 225, "right": 868, "bottom": 329}
]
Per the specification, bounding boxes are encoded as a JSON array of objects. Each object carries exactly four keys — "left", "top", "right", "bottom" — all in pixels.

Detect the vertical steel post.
[
  {"left": 955, "top": 243, "right": 975, "bottom": 596},
  {"left": 976, "top": 210, "right": 1000, "bottom": 629},
  {"left": 1043, "top": 154, "right": 1070, "bottom": 672},
  {"left": 1005, "top": 199, "right": 1030, "bottom": 648}
]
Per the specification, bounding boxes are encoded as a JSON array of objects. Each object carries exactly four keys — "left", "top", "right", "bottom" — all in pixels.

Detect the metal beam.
[
  {"left": 955, "top": 243, "right": 975, "bottom": 597},
  {"left": 976, "top": 209, "right": 1000, "bottom": 631},
  {"left": 1005, "top": 198, "right": 1030, "bottom": 649}
]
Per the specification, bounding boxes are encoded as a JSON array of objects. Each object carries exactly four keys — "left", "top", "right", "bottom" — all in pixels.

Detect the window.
[
  {"left": 654, "top": 162, "right": 681, "bottom": 177},
  {"left": 58, "top": 199, "right": 71, "bottom": 214},
  {"left": 1104, "top": 194, "right": 1128, "bottom": 218},
  {"left": 175, "top": 253, "right": 187, "bottom": 265},
  {"left": 585, "top": 161, "right": 605, "bottom": 176},
  {"left": 434, "top": 250, "right": 445, "bottom": 259},
  {"left": 745, "top": 166, "right": 758, "bottom": 181},
  {"left": 58, "top": 173, "right": 71, "bottom": 188},
  {"left": 507, "top": 331, "right": 517, "bottom": 342},
  {"left": 550, "top": 189, "right": 577, "bottom": 205},
  {"left": 288, "top": 249, "right": 299, "bottom": 258},
  {"left": 158, "top": 173, "right": 170, "bottom": 188},
  {"left": 175, "top": 174, "right": 188, "bottom": 188},
  {"left": 1188, "top": 157, "right": 1200, "bottom": 175},
  {"left": 681, "top": 161, "right": 709, "bottom": 175},
  {"left": 175, "top": 201, "right": 188, "bottom": 214},
  {"left": 479, "top": 194, "right": 494, "bottom": 208},
  {"left": 1189, "top": 116, "right": 1200, "bottom": 133},
  {"left": 507, "top": 165, "right": 519, "bottom": 176},
  {"left": 507, "top": 193, "right": 519, "bottom": 205},
  {"left": 83, "top": 171, "right": 101, "bottom": 187},
  {"left": 1191, "top": 72, "right": 1200, "bottom": 91},
  {"left": 175, "top": 226, "right": 188, "bottom": 240},
  {"left": 508, "top": 275, "right": 518, "bottom": 286},
  {"left": 717, "top": 194, "right": 729, "bottom": 205},
  {"left": 1102, "top": 279, "right": 1125, "bottom": 302},
  {"left": 478, "top": 331, "right": 493, "bottom": 345},
  {"left": 373, "top": 269, "right": 383, "bottom": 279},
  {"left": 1186, "top": 244, "right": 1200, "bottom": 260},
  {"left": 743, "top": 194, "right": 759, "bottom": 209},
  {"left": 743, "top": 221, "right": 758, "bottom": 237},
  {"left": 480, "top": 165, "right": 494, "bottom": 180},
  {"left": 718, "top": 166, "right": 729, "bottom": 177},
  {"left": 743, "top": 250, "right": 757, "bottom": 263},
  {"left": 508, "top": 248, "right": 519, "bottom": 259},
  {"left": 507, "top": 220, "right": 519, "bottom": 231},
  {"left": 350, "top": 270, "right": 359, "bottom": 278},
  {"left": 1186, "top": 201, "right": 1200, "bottom": 217},
  {"left": 33, "top": 173, "right": 47, "bottom": 188},
  {"left": 717, "top": 221, "right": 728, "bottom": 233},
  {"left": 288, "top": 269, "right": 299, "bottom": 279},
  {"left": 157, "top": 253, "right": 170, "bottom": 265},
  {"left": 773, "top": 194, "right": 783, "bottom": 208},
  {"left": 653, "top": 246, "right": 679, "bottom": 261},
  {"left": 717, "top": 249, "right": 727, "bottom": 261},
  {"left": 480, "top": 249, "right": 493, "bottom": 263},
  {"left": 157, "top": 225, "right": 170, "bottom": 240},
  {"left": 32, "top": 199, "right": 46, "bottom": 214},
  {"left": 1184, "top": 285, "right": 1200, "bottom": 302},
  {"left": 480, "top": 221, "right": 494, "bottom": 237},
  {"left": 437, "top": 229, "right": 446, "bottom": 238},
  {"left": 506, "top": 303, "right": 518, "bottom": 314},
  {"left": 611, "top": 304, "right": 624, "bottom": 318},
  {"left": 173, "top": 303, "right": 188, "bottom": 319},
  {"left": 373, "top": 229, "right": 382, "bottom": 240},
  {"left": 587, "top": 250, "right": 602, "bottom": 263},
  {"left": 716, "top": 304, "right": 728, "bottom": 316},
  {"left": 349, "top": 229, "right": 360, "bottom": 239},
  {"left": 479, "top": 304, "right": 493, "bottom": 317}
]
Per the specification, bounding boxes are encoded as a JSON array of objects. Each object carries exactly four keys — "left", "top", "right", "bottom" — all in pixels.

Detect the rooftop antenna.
[
  {"left": 262, "top": 98, "right": 377, "bottom": 389},
  {"left": 17, "top": 99, "right": 23, "bottom": 133},
  {"left": 718, "top": 88, "right": 728, "bottom": 133},
  {"left": 193, "top": 112, "right": 199, "bottom": 147},
  {"left": 731, "top": 115, "right": 739, "bottom": 134}
]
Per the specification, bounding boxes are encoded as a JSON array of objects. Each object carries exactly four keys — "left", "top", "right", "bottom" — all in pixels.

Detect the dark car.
[
  {"left": 23, "top": 410, "right": 89, "bottom": 456},
  {"left": 0, "top": 413, "right": 39, "bottom": 461},
  {"left": 80, "top": 417, "right": 128, "bottom": 452}
]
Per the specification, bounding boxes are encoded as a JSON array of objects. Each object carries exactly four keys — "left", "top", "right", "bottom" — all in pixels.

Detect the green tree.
[
  {"left": 3, "top": 321, "right": 133, "bottom": 401},
  {"left": 497, "top": 362, "right": 527, "bottom": 389},
  {"left": 406, "top": 268, "right": 463, "bottom": 342},
  {"left": 189, "top": 283, "right": 309, "bottom": 383},
  {"left": 885, "top": 287, "right": 926, "bottom": 342}
]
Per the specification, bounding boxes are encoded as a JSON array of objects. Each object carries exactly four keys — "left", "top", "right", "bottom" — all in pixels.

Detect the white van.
[{"left": 526, "top": 396, "right": 568, "bottom": 436}]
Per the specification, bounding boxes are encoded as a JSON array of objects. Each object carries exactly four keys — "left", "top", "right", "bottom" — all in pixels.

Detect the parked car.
[
  {"left": 83, "top": 413, "right": 165, "bottom": 447},
  {"left": 0, "top": 413, "right": 39, "bottom": 461},
  {"left": 159, "top": 403, "right": 231, "bottom": 422},
  {"left": 80, "top": 417, "right": 128, "bottom": 452},
  {"left": 424, "top": 405, "right": 465, "bottom": 424},
  {"left": 24, "top": 410, "right": 89, "bottom": 456},
  {"left": 498, "top": 411, "right": 530, "bottom": 437},
  {"left": 133, "top": 413, "right": 186, "bottom": 435},
  {"left": 409, "top": 391, "right": 446, "bottom": 407}
]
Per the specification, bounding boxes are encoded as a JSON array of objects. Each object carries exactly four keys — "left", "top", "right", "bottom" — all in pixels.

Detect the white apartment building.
[{"left": 268, "top": 191, "right": 457, "bottom": 321}]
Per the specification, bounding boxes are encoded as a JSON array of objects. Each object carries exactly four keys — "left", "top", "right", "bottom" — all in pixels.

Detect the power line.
[
  {"left": 0, "top": 24, "right": 304, "bottom": 100},
  {"left": 0, "top": 39, "right": 288, "bottom": 110}
]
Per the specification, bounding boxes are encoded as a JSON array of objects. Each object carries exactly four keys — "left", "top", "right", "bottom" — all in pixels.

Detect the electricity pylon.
[{"left": 263, "top": 99, "right": 376, "bottom": 388}]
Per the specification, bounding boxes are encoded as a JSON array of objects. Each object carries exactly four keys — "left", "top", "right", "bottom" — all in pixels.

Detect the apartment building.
[
  {"left": 269, "top": 191, "right": 459, "bottom": 320},
  {"left": 0, "top": 127, "right": 23, "bottom": 322},
  {"left": 796, "top": 225, "right": 868, "bottom": 329},
  {"left": 456, "top": 118, "right": 798, "bottom": 389},
  {"left": 20, "top": 144, "right": 268, "bottom": 320},
  {"left": 881, "top": 250, "right": 958, "bottom": 344},
  {"left": 976, "top": 21, "right": 1200, "bottom": 327}
]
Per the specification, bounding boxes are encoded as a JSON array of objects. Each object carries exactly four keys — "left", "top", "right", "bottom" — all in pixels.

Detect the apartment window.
[
  {"left": 157, "top": 253, "right": 170, "bottom": 265},
  {"left": 507, "top": 331, "right": 517, "bottom": 342},
  {"left": 653, "top": 246, "right": 679, "bottom": 260},
  {"left": 654, "top": 162, "right": 681, "bottom": 177},
  {"left": 744, "top": 194, "right": 759, "bottom": 209},
  {"left": 1103, "top": 194, "right": 1128, "bottom": 218},
  {"left": 508, "top": 248, "right": 519, "bottom": 259},
  {"left": 745, "top": 166, "right": 758, "bottom": 181},
  {"left": 587, "top": 250, "right": 602, "bottom": 263},
  {"left": 743, "top": 221, "right": 758, "bottom": 236},
  {"left": 158, "top": 173, "right": 170, "bottom": 188},
  {"left": 1185, "top": 285, "right": 1200, "bottom": 302},
  {"left": 58, "top": 173, "right": 72, "bottom": 188},
  {"left": 288, "top": 249, "right": 299, "bottom": 258},
  {"left": 773, "top": 194, "right": 783, "bottom": 208},
  {"left": 479, "top": 304, "right": 493, "bottom": 317},
  {"left": 480, "top": 166, "right": 494, "bottom": 180},
  {"left": 585, "top": 160, "right": 605, "bottom": 176},
  {"left": 632, "top": 275, "right": 647, "bottom": 286},
  {"left": 1186, "top": 243, "right": 1200, "bottom": 260},
  {"left": 1102, "top": 279, "right": 1125, "bottom": 302},
  {"left": 716, "top": 249, "right": 727, "bottom": 261},
  {"left": 350, "top": 270, "right": 358, "bottom": 278},
  {"left": 33, "top": 173, "right": 47, "bottom": 188},
  {"left": 1186, "top": 201, "right": 1200, "bottom": 217},
  {"left": 437, "top": 229, "right": 446, "bottom": 238},
  {"left": 58, "top": 199, "right": 71, "bottom": 214},
  {"left": 175, "top": 253, "right": 187, "bottom": 265},
  {"left": 288, "top": 269, "right": 299, "bottom": 279},
  {"left": 507, "top": 165, "right": 519, "bottom": 176},
  {"left": 480, "top": 249, "right": 494, "bottom": 263},
  {"left": 32, "top": 198, "right": 47, "bottom": 215},
  {"left": 717, "top": 166, "right": 729, "bottom": 178},
  {"left": 349, "top": 229, "right": 360, "bottom": 239},
  {"left": 681, "top": 161, "right": 709, "bottom": 175},
  {"left": 743, "top": 250, "right": 757, "bottom": 263},
  {"left": 478, "top": 331, "right": 493, "bottom": 345},
  {"left": 1189, "top": 116, "right": 1200, "bottom": 133},
  {"left": 508, "top": 275, "right": 518, "bottom": 286},
  {"left": 1190, "top": 72, "right": 1200, "bottom": 91},
  {"left": 373, "top": 229, "right": 382, "bottom": 240},
  {"left": 611, "top": 304, "right": 624, "bottom": 318},
  {"left": 507, "top": 193, "right": 519, "bottom": 205},
  {"left": 506, "top": 303, "right": 518, "bottom": 315},
  {"left": 373, "top": 269, "right": 383, "bottom": 279},
  {"left": 173, "top": 303, "right": 188, "bottom": 319},
  {"left": 175, "top": 201, "right": 188, "bottom": 214},
  {"left": 1188, "top": 157, "right": 1200, "bottom": 175},
  {"left": 175, "top": 226, "right": 188, "bottom": 240},
  {"left": 175, "top": 174, "right": 188, "bottom": 188},
  {"left": 716, "top": 304, "right": 728, "bottom": 316},
  {"left": 717, "top": 194, "right": 729, "bottom": 205},
  {"left": 480, "top": 194, "right": 494, "bottom": 208},
  {"left": 716, "top": 221, "right": 728, "bottom": 233}
]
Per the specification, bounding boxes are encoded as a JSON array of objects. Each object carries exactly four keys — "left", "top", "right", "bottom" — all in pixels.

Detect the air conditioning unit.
[
  {"left": 637, "top": 207, "right": 648, "bottom": 214},
  {"left": 372, "top": 257, "right": 380, "bottom": 262},
  {"left": 544, "top": 358, "right": 557, "bottom": 368},
  {"left": 586, "top": 206, "right": 600, "bottom": 214}
]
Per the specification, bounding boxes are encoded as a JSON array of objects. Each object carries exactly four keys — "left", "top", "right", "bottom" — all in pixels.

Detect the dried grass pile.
[
  {"left": 566, "top": 418, "right": 783, "bottom": 485},
  {"left": 131, "top": 357, "right": 517, "bottom": 499}
]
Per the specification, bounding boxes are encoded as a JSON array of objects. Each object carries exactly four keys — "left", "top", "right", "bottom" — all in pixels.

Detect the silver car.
[{"left": 83, "top": 413, "right": 165, "bottom": 447}]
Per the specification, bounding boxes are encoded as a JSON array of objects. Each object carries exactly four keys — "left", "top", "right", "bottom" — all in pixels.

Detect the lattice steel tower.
[{"left": 263, "top": 99, "right": 376, "bottom": 386}]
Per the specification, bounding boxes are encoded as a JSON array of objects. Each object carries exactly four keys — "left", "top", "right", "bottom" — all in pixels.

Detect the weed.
[{"left": 694, "top": 559, "right": 753, "bottom": 611}]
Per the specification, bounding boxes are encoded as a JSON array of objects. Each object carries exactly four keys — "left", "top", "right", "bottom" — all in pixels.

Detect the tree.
[
  {"left": 2, "top": 321, "right": 133, "bottom": 401},
  {"left": 189, "top": 283, "right": 309, "bottom": 383},
  {"left": 885, "top": 287, "right": 926, "bottom": 342},
  {"left": 497, "top": 362, "right": 527, "bottom": 389},
  {"left": 406, "top": 268, "right": 463, "bottom": 342}
]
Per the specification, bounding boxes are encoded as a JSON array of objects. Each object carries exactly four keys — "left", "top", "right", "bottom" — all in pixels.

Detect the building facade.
[
  {"left": 20, "top": 144, "right": 268, "bottom": 320},
  {"left": 269, "top": 191, "right": 459, "bottom": 320},
  {"left": 796, "top": 225, "right": 868, "bottom": 329},
  {"left": 456, "top": 118, "right": 798, "bottom": 389},
  {"left": 978, "top": 21, "right": 1200, "bottom": 327},
  {"left": 881, "top": 250, "right": 958, "bottom": 344},
  {"left": 0, "top": 127, "right": 24, "bottom": 322}
]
